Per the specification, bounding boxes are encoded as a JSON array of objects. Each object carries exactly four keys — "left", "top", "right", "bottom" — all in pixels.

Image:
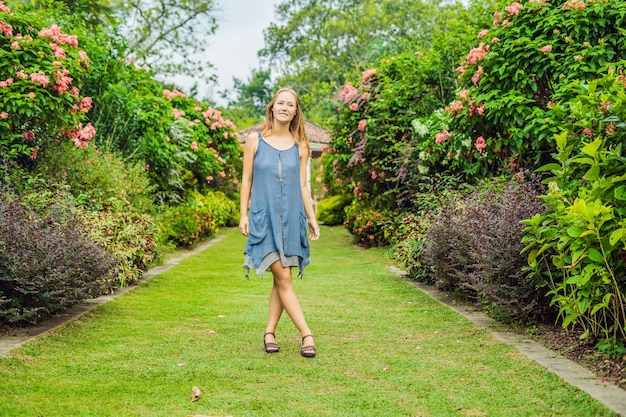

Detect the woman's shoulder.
[{"left": 245, "top": 130, "right": 260, "bottom": 146}]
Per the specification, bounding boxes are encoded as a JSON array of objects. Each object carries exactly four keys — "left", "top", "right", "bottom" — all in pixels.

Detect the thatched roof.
[{"left": 237, "top": 120, "right": 331, "bottom": 157}]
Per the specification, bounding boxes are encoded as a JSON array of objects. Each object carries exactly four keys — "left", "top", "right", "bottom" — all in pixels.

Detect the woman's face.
[{"left": 271, "top": 91, "right": 297, "bottom": 123}]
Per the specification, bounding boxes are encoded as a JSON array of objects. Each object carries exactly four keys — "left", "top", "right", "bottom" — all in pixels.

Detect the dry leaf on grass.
[{"left": 190, "top": 386, "right": 202, "bottom": 403}]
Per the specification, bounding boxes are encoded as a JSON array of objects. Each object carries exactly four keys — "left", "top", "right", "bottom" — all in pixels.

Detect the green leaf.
[
  {"left": 535, "top": 163, "right": 561, "bottom": 172},
  {"left": 614, "top": 185, "right": 626, "bottom": 201},
  {"left": 609, "top": 228, "right": 624, "bottom": 247},
  {"left": 587, "top": 248, "right": 604, "bottom": 263},
  {"left": 581, "top": 138, "right": 602, "bottom": 157},
  {"left": 566, "top": 227, "right": 584, "bottom": 238}
]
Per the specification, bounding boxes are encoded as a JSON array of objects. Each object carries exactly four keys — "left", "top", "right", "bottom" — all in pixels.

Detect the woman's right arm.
[{"left": 239, "top": 132, "right": 259, "bottom": 236}]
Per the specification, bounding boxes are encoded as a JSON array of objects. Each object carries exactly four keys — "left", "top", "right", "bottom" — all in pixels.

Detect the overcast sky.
[{"left": 171, "top": 0, "right": 281, "bottom": 106}]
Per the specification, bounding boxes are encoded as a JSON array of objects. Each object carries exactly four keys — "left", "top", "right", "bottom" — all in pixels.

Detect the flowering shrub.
[
  {"left": 0, "top": 4, "right": 95, "bottom": 163},
  {"left": 522, "top": 70, "right": 626, "bottom": 354},
  {"left": 0, "top": 188, "right": 119, "bottom": 324},
  {"left": 438, "top": 0, "right": 626, "bottom": 178},
  {"left": 343, "top": 203, "right": 396, "bottom": 247},
  {"left": 323, "top": 52, "right": 456, "bottom": 211}
]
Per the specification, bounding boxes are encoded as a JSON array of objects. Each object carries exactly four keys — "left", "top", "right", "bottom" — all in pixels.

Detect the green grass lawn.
[{"left": 0, "top": 226, "right": 617, "bottom": 416}]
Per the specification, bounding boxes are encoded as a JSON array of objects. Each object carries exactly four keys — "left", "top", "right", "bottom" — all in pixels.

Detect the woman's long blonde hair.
[{"left": 261, "top": 88, "right": 309, "bottom": 148}]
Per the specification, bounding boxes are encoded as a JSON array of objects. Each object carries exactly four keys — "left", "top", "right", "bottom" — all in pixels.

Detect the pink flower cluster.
[
  {"left": 529, "top": 0, "right": 549, "bottom": 2},
  {"left": 349, "top": 102, "right": 359, "bottom": 111},
  {"left": 38, "top": 25, "right": 78, "bottom": 47},
  {"left": 505, "top": 2, "right": 524, "bottom": 16},
  {"left": 0, "top": 111, "right": 7, "bottom": 119},
  {"left": 469, "top": 103, "right": 486, "bottom": 116},
  {"left": 65, "top": 122, "right": 95, "bottom": 148},
  {"left": 446, "top": 101, "right": 464, "bottom": 115},
  {"left": 201, "top": 107, "right": 236, "bottom": 131},
  {"left": 72, "top": 97, "right": 92, "bottom": 114},
  {"left": 50, "top": 43, "right": 66, "bottom": 58},
  {"left": 30, "top": 71, "right": 50, "bottom": 87},
  {"left": 52, "top": 69, "right": 73, "bottom": 93},
  {"left": 475, "top": 136, "right": 487, "bottom": 153},
  {"left": 357, "top": 119, "right": 367, "bottom": 132},
  {"left": 0, "top": 1, "right": 10, "bottom": 13},
  {"left": 362, "top": 68, "right": 377, "bottom": 81},
  {"left": 435, "top": 130, "right": 452, "bottom": 144},
  {"left": 459, "top": 89, "right": 471, "bottom": 100},
  {"left": 172, "top": 108, "right": 186, "bottom": 119},
  {"left": 163, "top": 89, "right": 188, "bottom": 100},
  {"left": 340, "top": 83, "right": 358, "bottom": 103},
  {"left": 562, "top": 1, "right": 585, "bottom": 10},
  {"left": 477, "top": 29, "right": 489, "bottom": 39},
  {"left": 540, "top": 45, "right": 553, "bottom": 53},
  {"left": 472, "top": 66, "right": 484, "bottom": 87},
  {"left": 0, "top": 20, "right": 12, "bottom": 37},
  {"left": 466, "top": 43, "right": 489, "bottom": 65},
  {"left": 0, "top": 77, "right": 13, "bottom": 88}
]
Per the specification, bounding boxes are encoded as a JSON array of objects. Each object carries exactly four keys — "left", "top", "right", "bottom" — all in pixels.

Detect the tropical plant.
[{"left": 522, "top": 69, "right": 626, "bottom": 355}]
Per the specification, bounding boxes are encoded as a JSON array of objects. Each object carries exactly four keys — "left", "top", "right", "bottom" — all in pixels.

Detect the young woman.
[{"left": 239, "top": 88, "right": 320, "bottom": 358}]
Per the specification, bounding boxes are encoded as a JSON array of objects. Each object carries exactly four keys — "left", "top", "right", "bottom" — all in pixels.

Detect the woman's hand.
[
  {"left": 239, "top": 215, "right": 249, "bottom": 237},
  {"left": 308, "top": 219, "right": 320, "bottom": 241}
]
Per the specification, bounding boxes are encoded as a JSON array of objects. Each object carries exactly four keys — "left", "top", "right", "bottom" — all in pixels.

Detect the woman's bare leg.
[
  {"left": 268, "top": 261, "right": 315, "bottom": 348},
  {"left": 264, "top": 285, "right": 283, "bottom": 344}
]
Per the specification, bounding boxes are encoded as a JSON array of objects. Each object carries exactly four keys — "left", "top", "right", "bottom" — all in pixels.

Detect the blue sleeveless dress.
[{"left": 243, "top": 130, "right": 311, "bottom": 278}]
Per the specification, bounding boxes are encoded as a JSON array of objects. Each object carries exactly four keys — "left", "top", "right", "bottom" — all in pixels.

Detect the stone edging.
[{"left": 387, "top": 265, "right": 626, "bottom": 417}]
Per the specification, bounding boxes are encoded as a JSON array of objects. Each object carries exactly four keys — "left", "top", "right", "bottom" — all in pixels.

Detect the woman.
[{"left": 239, "top": 88, "right": 320, "bottom": 358}]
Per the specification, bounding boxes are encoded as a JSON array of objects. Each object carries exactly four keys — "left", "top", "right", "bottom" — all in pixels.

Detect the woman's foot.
[
  {"left": 300, "top": 334, "right": 316, "bottom": 358},
  {"left": 263, "top": 332, "right": 280, "bottom": 353}
]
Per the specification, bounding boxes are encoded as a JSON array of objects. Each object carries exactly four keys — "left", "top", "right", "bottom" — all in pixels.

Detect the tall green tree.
[
  {"left": 114, "top": 0, "right": 219, "bottom": 83},
  {"left": 223, "top": 68, "right": 274, "bottom": 119},
  {"left": 260, "top": 0, "right": 491, "bottom": 124}
]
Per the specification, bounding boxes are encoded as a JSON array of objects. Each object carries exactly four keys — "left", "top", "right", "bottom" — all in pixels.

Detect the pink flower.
[
  {"left": 172, "top": 108, "right": 186, "bottom": 119},
  {"left": 0, "top": 21, "right": 12, "bottom": 37},
  {"left": 574, "top": 55, "right": 583, "bottom": 60},
  {"left": 27, "top": 92, "right": 35, "bottom": 99},
  {"left": 0, "top": 81, "right": 6, "bottom": 88},
  {"left": 357, "top": 119, "right": 367, "bottom": 132},
  {"left": 505, "top": 2, "right": 524, "bottom": 15},
  {"left": 472, "top": 66, "right": 484, "bottom": 87},
  {"left": 340, "top": 83, "right": 358, "bottom": 103},
  {"left": 493, "top": 11, "right": 503, "bottom": 25},
  {"left": 30, "top": 145, "right": 39, "bottom": 160},
  {"left": 459, "top": 90, "right": 470, "bottom": 100},
  {"left": 446, "top": 101, "right": 464, "bottom": 115},
  {"left": 475, "top": 136, "right": 487, "bottom": 153},
  {"left": 206, "top": 176, "right": 213, "bottom": 182},
  {"left": 30, "top": 71, "right": 50, "bottom": 87},
  {"left": 65, "top": 122, "right": 96, "bottom": 148},
  {"left": 362, "top": 68, "right": 377, "bottom": 81},
  {"left": 10, "top": 41, "right": 19, "bottom": 50},
  {"left": 0, "top": 112, "right": 7, "bottom": 119},
  {"left": 349, "top": 102, "right": 359, "bottom": 111},
  {"left": 190, "top": 141, "right": 198, "bottom": 151},
  {"left": 491, "top": 37, "right": 500, "bottom": 44},
  {"left": 23, "top": 130, "right": 35, "bottom": 140},
  {"left": 0, "top": 2, "right": 11, "bottom": 13},
  {"left": 219, "top": 171, "right": 226, "bottom": 177},
  {"left": 163, "top": 89, "right": 188, "bottom": 100},
  {"left": 466, "top": 43, "right": 488, "bottom": 64},
  {"left": 563, "top": 1, "right": 585, "bottom": 10},
  {"left": 477, "top": 29, "right": 489, "bottom": 39},
  {"left": 435, "top": 130, "right": 452, "bottom": 144},
  {"left": 540, "top": 45, "right": 552, "bottom": 53},
  {"left": 79, "top": 97, "right": 92, "bottom": 112},
  {"left": 16, "top": 70, "right": 27, "bottom": 80},
  {"left": 316, "top": 176, "right": 322, "bottom": 183},
  {"left": 455, "top": 66, "right": 467, "bottom": 74},
  {"left": 361, "top": 92, "right": 370, "bottom": 101},
  {"left": 223, "top": 132, "right": 229, "bottom": 139},
  {"left": 582, "top": 128, "right": 593, "bottom": 137}
]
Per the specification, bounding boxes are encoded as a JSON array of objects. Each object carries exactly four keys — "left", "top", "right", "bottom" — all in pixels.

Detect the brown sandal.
[
  {"left": 300, "top": 334, "right": 316, "bottom": 358},
  {"left": 263, "top": 332, "right": 280, "bottom": 353}
]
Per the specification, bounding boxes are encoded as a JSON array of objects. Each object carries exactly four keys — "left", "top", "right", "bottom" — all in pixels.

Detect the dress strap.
[{"left": 256, "top": 129, "right": 264, "bottom": 143}]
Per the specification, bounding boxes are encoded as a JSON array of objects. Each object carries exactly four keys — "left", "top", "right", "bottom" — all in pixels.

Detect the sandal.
[
  {"left": 263, "top": 332, "right": 280, "bottom": 353},
  {"left": 300, "top": 334, "right": 316, "bottom": 358}
]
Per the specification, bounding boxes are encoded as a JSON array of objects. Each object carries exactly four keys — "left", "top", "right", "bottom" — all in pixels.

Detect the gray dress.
[{"left": 243, "top": 130, "right": 310, "bottom": 278}]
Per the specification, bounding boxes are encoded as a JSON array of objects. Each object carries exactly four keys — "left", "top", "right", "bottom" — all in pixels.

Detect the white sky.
[{"left": 170, "top": 0, "right": 281, "bottom": 107}]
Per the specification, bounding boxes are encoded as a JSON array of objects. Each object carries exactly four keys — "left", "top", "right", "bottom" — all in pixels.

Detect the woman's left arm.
[{"left": 300, "top": 144, "right": 320, "bottom": 241}]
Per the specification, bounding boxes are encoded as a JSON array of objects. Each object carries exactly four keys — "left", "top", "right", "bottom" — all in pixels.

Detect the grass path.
[{"left": 0, "top": 226, "right": 617, "bottom": 416}]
